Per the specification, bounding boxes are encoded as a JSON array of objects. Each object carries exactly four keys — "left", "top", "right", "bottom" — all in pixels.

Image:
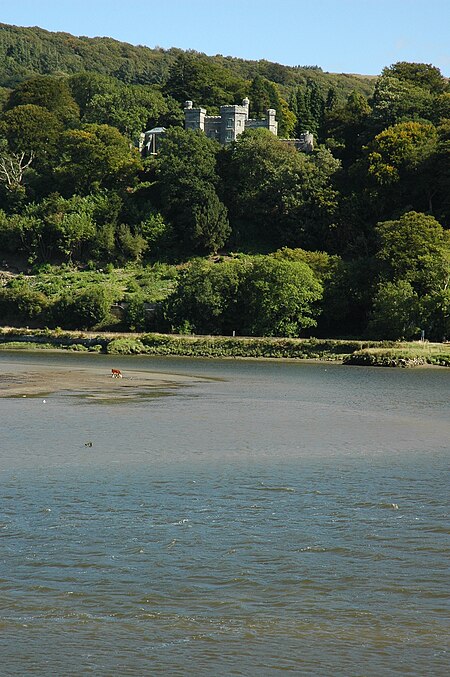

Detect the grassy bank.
[
  {"left": 0, "top": 328, "right": 448, "bottom": 366},
  {"left": 343, "top": 343, "right": 450, "bottom": 367}
]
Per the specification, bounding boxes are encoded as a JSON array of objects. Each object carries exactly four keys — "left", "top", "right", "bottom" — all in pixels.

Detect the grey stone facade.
[
  {"left": 184, "top": 98, "right": 278, "bottom": 144},
  {"left": 139, "top": 99, "right": 314, "bottom": 155},
  {"left": 184, "top": 98, "right": 314, "bottom": 151},
  {"left": 280, "top": 133, "right": 314, "bottom": 153}
]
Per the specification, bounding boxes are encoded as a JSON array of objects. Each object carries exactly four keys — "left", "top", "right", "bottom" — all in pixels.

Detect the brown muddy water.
[{"left": 0, "top": 352, "right": 449, "bottom": 676}]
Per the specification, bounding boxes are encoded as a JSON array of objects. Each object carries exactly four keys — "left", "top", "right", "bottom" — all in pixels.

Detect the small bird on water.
[{"left": 85, "top": 442, "right": 93, "bottom": 447}]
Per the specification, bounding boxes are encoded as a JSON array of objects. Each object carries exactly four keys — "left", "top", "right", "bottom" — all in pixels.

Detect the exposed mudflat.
[{"left": 0, "top": 363, "right": 199, "bottom": 400}]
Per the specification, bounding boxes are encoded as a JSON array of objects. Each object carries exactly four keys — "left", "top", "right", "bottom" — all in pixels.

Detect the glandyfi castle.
[{"left": 140, "top": 98, "right": 313, "bottom": 154}]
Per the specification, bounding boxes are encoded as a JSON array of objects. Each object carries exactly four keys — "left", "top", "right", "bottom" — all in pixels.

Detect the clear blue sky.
[{"left": 1, "top": 0, "right": 449, "bottom": 76}]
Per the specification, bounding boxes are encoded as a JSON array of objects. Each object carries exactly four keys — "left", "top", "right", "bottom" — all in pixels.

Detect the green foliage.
[
  {"left": 123, "top": 294, "right": 148, "bottom": 332},
  {"left": 82, "top": 81, "right": 173, "bottom": 142},
  {"left": 375, "top": 211, "right": 450, "bottom": 294},
  {"left": 345, "top": 344, "right": 450, "bottom": 367},
  {"left": 107, "top": 337, "right": 147, "bottom": 354},
  {"left": 420, "top": 287, "right": 450, "bottom": 341},
  {"left": 163, "top": 255, "right": 322, "bottom": 337},
  {"left": 237, "top": 257, "right": 323, "bottom": 336},
  {"left": 163, "top": 258, "right": 244, "bottom": 334},
  {"left": 137, "top": 212, "right": 173, "bottom": 256},
  {"left": 0, "top": 104, "right": 62, "bottom": 163},
  {"left": 0, "top": 23, "right": 375, "bottom": 101},
  {"left": 369, "top": 74, "right": 434, "bottom": 131},
  {"left": 221, "top": 129, "right": 340, "bottom": 249},
  {"left": 368, "top": 121, "right": 437, "bottom": 182},
  {"left": 248, "top": 75, "right": 295, "bottom": 137},
  {"left": 0, "top": 29, "right": 448, "bottom": 342},
  {"left": 293, "top": 80, "right": 325, "bottom": 137},
  {"left": 382, "top": 62, "right": 447, "bottom": 94},
  {"left": 156, "top": 127, "right": 230, "bottom": 252},
  {"left": 165, "top": 52, "right": 246, "bottom": 109},
  {"left": 7, "top": 75, "right": 79, "bottom": 125},
  {"left": 272, "top": 247, "right": 340, "bottom": 281},
  {"left": 0, "top": 282, "right": 49, "bottom": 325},
  {"left": 368, "top": 280, "right": 420, "bottom": 340},
  {"left": 55, "top": 123, "right": 142, "bottom": 195},
  {"left": 116, "top": 224, "right": 148, "bottom": 262},
  {"left": 50, "top": 285, "right": 113, "bottom": 330}
]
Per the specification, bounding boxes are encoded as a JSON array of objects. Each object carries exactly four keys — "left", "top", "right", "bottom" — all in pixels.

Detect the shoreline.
[{"left": 0, "top": 328, "right": 449, "bottom": 368}]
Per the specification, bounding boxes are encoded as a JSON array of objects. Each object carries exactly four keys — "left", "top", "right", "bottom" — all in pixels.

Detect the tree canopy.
[{"left": 0, "top": 24, "right": 448, "bottom": 341}]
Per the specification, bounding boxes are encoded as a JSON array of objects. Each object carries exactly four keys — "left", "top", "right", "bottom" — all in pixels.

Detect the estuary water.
[{"left": 0, "top": 352, "right": 449, "bottom": 676}]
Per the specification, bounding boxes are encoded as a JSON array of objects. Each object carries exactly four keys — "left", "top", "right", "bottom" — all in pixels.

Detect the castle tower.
[
  {"left": 242, "top": 97, "right": 250, "bottom": 120},
  {"left": 266, "top": 109, "right": 278, "bottom": 136},
  {"left": 184, "top": 100, "right": 206, "bottom": 132},
  {"left": 219, "top": 103, "right": 248, "bottom": 143}
]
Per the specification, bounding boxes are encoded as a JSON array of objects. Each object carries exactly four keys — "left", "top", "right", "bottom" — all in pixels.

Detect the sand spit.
[{"left": 0, "top": 363, "right": 199, "bottom": 401}]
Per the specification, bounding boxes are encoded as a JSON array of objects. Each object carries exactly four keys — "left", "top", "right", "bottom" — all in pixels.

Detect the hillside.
[
  {"left": 0, "top": 23, "right": 375, "bottom": 100},
  {"left": 0, "top": 23, "right": 448, "bottom": 342}
]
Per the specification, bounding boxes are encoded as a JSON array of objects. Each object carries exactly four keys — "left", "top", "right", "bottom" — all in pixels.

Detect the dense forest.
[{"left": 0, "top": 23, "right": 448, "bottom": 341}]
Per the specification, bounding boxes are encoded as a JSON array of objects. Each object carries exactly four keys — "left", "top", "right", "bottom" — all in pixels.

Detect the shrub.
[
  {"left": 50, "top": 285, "right": 112, "bottom": 330},
  {"left": 0, "top": 284, "right": 49, "bottom": 326}
]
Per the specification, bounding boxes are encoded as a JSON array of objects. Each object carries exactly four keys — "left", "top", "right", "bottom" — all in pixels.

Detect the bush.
[
  {"left": 0, "top": 284, "right": 49, "bottom": 326},
  {"left": 50, "top": 285, "right": 112, "bottom": 330},
  {"left": 107, "top": 337, "right": 147, "bottom": 354},
  {"left": 162, "top": 255, "right": 323, "bottom": 337}
]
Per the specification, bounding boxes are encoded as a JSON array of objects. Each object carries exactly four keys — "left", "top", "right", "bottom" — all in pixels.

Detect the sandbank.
[{"left": 0, "top": 363, "right": 200, "bottom": 400}]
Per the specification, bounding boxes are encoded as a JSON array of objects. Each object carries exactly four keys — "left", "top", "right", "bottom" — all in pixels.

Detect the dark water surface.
[{"left": 0, "top": 352, "right": 449, "bottom": 675}]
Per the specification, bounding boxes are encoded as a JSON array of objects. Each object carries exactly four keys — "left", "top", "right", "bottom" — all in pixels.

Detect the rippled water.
[{"left": 0, "top": 353, "right": 449, "bottom": 675}]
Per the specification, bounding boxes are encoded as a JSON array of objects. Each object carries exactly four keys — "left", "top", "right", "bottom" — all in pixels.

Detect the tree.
[
  {"left": 116, "top": 223, "right": 148, "bottom": 262},
  {"left": 221, "top": 129, "right": 340, "bottom": 249},
  {"left": 191, "top": 186, "right": 230, "bottom": 253},
  {"left": 163, "top": 255, "right": 322, "bottom": 337},
  {"left": 83, "top": 84, "right": 172, "bottom": 143},
  {"left": 323, "top": 91, "right": 371, "bottom": 165},
  {"left": 237, "top": 257, "right": 323, "bottom": 336},
  {"left": 367, "top": 121, "right": 437, "bottom": 186},
  {"left": 430, "top": 120, "right": 450, "bottom": 226},
  {"left": 367, "top": 280, "right": 420, "bottom": 340},
  {"left": 375, "top": 211, "right": 450, "bottom": 295},
  {"left": 7, "top": 75, "right": 80, "bottom": 126},
  {"left": 383, "top": 62, "right": 447, "bottom": 94},
  {"left": 0, "top": 104, "right": 62, "bottom": 164},
  {"left": 32, "top": 193, "right": 97, "bottom": 263},
  {"left": 55, "top": 123, "right": 142, "bottom": 195},
  {"left": 51, "top": 285, "right": 112, "bottom": 330},
  {"left": 0, "top": 283, "right": 49, "bottom": 326},
  {"left": 419, "top": 288, "right": 450, "bottom": 341},
  {"left": 366, "top": 121, "right": 438, "bottom": 214},
  {"left": 163, "top": 258, "right": 245, "bottom": 334},
  {"left": 156, "top": 127, "right": 230, "bottom": 252},
  {"left": 0, "top": 143, "right": 33, "bottom": 191},
  {"left": 68, "top": 72, "right": 119, "bottom": 116},
  {"left": 165, "top": 53, "right": 246, "bottom": 109},
  {"left": 369, "top": 74, "right": 433, "bottom": 131}
]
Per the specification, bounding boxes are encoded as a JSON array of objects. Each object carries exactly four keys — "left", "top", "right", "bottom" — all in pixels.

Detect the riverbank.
[{"left": 0, "top": 328, "right": 449, "bottom": 367}]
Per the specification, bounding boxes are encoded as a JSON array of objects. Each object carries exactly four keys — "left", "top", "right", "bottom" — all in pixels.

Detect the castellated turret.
[{"left": 184, "top": 101, "right": 206, "bottom": 132}]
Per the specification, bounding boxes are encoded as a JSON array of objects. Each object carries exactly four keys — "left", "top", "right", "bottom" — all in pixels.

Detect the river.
[{"left": 0, "top": 352, "right": 448, "bottom": 675}]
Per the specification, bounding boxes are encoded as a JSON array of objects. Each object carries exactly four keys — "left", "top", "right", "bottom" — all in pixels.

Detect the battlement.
[{"left": 184, "top": 97, "right": 276, "bottom": 144}]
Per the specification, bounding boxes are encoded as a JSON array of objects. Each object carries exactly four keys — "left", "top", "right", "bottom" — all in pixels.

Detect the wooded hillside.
[{"left": 0, "top": 23, "right": 448, "bottom": 342}]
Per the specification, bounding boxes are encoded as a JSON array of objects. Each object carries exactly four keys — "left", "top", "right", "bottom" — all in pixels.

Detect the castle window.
[
  {"left": 226, "top": 117, "right": 234, "bottom": 128},
  {"left": 225, "top": 130, "right": 233, "bottom": 141}
]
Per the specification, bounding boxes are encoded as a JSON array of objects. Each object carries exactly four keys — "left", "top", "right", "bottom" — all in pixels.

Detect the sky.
[{"left": 1, "top": 0, "right": 449, "bottom": 76}]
